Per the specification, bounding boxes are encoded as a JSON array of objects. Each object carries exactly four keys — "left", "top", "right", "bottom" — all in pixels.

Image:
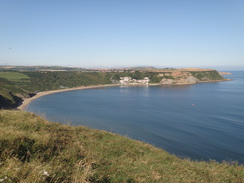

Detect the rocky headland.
[{"left": 117, "top": 68, "right": 229, "bottom": 86}]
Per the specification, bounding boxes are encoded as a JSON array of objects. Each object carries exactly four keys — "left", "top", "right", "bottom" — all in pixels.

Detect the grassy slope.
[
  {"left": 189, "top": 70, "right": 224, "bottom": 81},
  {"left": 0, "top": 88, "right": 14, "bottom": 102},
  {"left": 0, "top": 72, "right": 30, "bottom": 96},
  {"left": 0, "top": 110, "right": 243, "bottom": 183},
  {"left": 0, "top": 71, "right": 114, "bottom": 108},
  {"left": 23, "top": 71, "right": 113, "bottom": 91},
  {"left": 0, "top": 77, "right": 29, "bottom": 108}
]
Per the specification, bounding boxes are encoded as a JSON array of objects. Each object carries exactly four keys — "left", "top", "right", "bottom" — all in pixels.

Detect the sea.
[{"left": 27, "top": 71, "right": 244, "bottom": 164}]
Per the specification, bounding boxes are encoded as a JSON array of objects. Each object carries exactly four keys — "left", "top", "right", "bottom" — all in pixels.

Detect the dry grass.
[{"left": 0, "top": 110, "right": 244, "bottom": 182}]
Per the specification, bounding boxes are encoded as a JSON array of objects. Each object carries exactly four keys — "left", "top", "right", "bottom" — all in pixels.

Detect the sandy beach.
[
  {"left": 17, "top": 77, "right": 229, "bottom": 111},
  {"left": 17, "top": 84, "right": 119, "bottom": 111}
]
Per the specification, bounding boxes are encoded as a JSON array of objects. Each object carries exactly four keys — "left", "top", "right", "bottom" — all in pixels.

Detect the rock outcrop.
[{"left": 160, "top": 76, "right": 199, "bottom": 85}]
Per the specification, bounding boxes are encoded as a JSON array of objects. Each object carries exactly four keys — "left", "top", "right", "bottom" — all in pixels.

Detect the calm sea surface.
[{"left": 27, "top": 71, "right": 244, "bottom": 163}]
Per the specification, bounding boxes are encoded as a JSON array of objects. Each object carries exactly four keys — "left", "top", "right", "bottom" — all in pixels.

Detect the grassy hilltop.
[{"left": 0, "top": 110, "right": 243, "bottom": 182}]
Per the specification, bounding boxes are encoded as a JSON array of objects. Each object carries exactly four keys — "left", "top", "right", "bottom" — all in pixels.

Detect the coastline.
[
  {"left": 17, "top": 78, "right": 230, "bottom": 111},
  {"left": 17, "top": 84, "right": 119, "bottom": 111}
]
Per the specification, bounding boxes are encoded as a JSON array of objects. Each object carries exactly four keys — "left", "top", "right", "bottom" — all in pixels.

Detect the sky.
[{"left": 0, "top": 0, "right": 244, "bottom": 69}]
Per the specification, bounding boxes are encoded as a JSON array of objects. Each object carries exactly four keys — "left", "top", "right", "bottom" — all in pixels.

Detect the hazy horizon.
[{"left": 1, "top": 64, "right": 244, "bottom": 71}]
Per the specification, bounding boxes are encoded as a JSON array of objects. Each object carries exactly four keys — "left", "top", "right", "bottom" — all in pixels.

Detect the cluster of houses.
[{"left": 119, "top": 77, "right": 150, "bottom": 85}]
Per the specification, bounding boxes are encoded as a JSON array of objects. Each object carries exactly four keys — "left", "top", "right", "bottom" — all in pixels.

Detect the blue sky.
[{"left": 0, "top": 0, "right": 244, "bottom": 69}]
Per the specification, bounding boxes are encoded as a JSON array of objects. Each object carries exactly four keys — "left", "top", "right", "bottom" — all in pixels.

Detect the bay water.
[{"left": 27, "top": 71, "right": 244, "bottom": 164}]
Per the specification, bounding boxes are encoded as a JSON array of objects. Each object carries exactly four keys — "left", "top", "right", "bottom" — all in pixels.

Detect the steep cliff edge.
[
  {"left": 0, "top": 89, "right": 34, "bottom": 109},
  {"left": 0, "top": 77, "right": 33, "bottom": 109},
  {"left": 0, "top": 91, "right": 23, "bottom": 109}
]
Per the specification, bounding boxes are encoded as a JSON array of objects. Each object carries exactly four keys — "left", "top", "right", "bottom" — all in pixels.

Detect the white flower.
[
  {"left": 0, "top": 177, "right": 7, "bottom": 182},
  {"left": 43, "top": 170, "right": 49, "bottom": 176}
]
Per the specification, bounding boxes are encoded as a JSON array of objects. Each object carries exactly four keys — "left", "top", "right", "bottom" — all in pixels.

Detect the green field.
[
  {"left": 0, "top": 72, "right": 29, "bottom": 81},
  {"left": 0, "top": 110, "right": 243, "bottom": 182}
]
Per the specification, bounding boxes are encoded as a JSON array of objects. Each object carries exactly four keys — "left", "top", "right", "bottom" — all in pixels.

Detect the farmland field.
[{"left": 0, "top": 72, "right": 29, "bottom": 81}]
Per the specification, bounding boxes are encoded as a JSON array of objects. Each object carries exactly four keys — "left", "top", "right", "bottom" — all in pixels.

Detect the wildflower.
[
  {"left": 0, "top": 176, "right": 7, "bottom": 182},
  {"left": 43, "top": 170, "right": 49, "bottom": 176}
]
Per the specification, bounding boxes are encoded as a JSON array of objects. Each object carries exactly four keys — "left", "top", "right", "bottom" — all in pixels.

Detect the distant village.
[{"left": 119, "top": 77, "right": 150, "bottom": 85}]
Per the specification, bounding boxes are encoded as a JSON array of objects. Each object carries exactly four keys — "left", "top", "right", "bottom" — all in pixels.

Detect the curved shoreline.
[
  {"left": 17, "top": 84, "right": 120, "bottom": 111},
  {"left": 17, "top": 79, "right": 230, "bottom": 111}
]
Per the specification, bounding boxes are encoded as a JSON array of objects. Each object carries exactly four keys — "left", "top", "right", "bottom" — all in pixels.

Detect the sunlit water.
[{"left": 27, "top": 71, "right": 244, "bottom": 164}]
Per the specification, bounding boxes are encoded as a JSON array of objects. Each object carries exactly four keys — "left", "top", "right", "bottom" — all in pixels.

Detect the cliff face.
[
  {"left": 0, "top": 92, "right": 23, "bottom": 109},
  {"left": 159, "top": 70, "right": 225, "bottom": 85},
  {"left": 160, "top": 76, "right": 199, "bottom": 85}
]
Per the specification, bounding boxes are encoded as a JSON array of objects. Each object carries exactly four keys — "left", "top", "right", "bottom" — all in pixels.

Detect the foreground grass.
[{"left": 0, "top": 110, "right": 243, "bottom": 182}]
